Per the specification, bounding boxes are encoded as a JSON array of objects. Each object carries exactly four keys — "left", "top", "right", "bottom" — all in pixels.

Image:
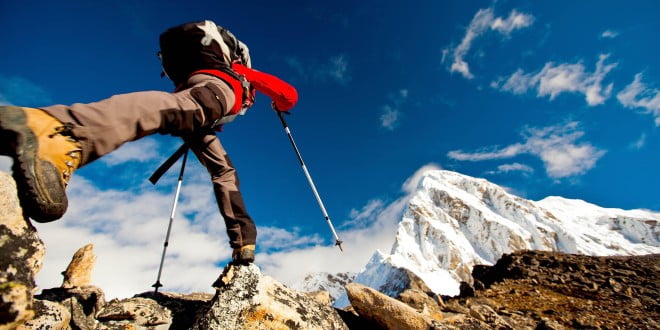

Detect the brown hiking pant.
[{"left": 41, "top": 74, "right": 257, "bottom": 249}]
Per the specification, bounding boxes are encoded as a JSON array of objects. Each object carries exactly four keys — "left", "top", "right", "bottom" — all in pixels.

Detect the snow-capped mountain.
[
  {"left": 332, "top": 170, "right": 660, "bottom": 307},
  {"left": 291, "top": 272, "right": 355, "bottom": 302}
]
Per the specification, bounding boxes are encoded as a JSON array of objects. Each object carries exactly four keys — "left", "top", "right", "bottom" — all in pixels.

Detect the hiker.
[{"left": 0, "top": 20, "right": 298, "bottom": 265}]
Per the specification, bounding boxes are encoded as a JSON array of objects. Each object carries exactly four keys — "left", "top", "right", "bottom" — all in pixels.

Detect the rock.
[
  {"left": 97, "top": 297, "right": 171, "bottom": 329},
  {"left": 468, "top": 304, "right": 511, "bottom": 329},
  {"left": 193, "top": 264, "right": 348, "bottom": 329},
  {"left": 379, "top": 266, "right": 436, "bottom": 298},
  {"left": 62, "top": 244, "right": 96, "bottom": 288},
  {"left": 459, "top": 281, "right": 475, "bottom": 297},
  {"left": 0, "top": 282, "right": 34, "bottom": 329},
  {"left": 37, "top": 286, "right": 106, "bottom": 330},
  {"left": 345, "top": 282, "right": 435, "bottom": 330},
  {"left": 304, "top": 290, "right": 332, "bottom": 305},
  {"left": 397, "top": 289, "right": 444, "bottom": 320},
  {"left": 17, "top": 299, "right": 71, "bottom": 330},
  {"left": 0, "top": 171, "right": 46, "bottom": 327},
  {"left": 437, "top": 313, "right": 489, "bottom": 329},
  {"left": 136, "top": 291, "right": 213, "bottom": 330},
  {"left": 536, "top": 317, "right": 567, "bottom": 330}
]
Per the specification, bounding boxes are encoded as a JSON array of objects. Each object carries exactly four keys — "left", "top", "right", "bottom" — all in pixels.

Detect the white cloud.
[
  {"left": 493, "top": 54, "right": 618, "bottom": 106},
  {"left": 486, "top": 162, "right": 534, "bottom": 175},
  {"left": 258, "top": 226, "right": 324, "bottom": 251},
  {"left": 380, "top": 105, "right": 400, "bottom": 130},
  {"left": 285, "top": 54, "right": 352, "bottom": 85},
  {"left": 600, "top": 30, "right": 619, "bottom": 39},
  {"left": 445, "top": 8, "right": 534, "bottom": 79},
  {"left": 629, "top": 133, "right": 647, "bottom": 150},
  {"left": 448, "top": 122, "right": 606, "bottom": 178},
  {"left": 402, "top": 163, "right": 443, "bottom": 193},
  {"left": 379, "top": 89, "right": 409, "bottom": 130},
  {"left": 100, "top": 137, "right": 162, "bottom": 166},
  {"left": 0, "top": 75, "right": 52, "bottom": 106},
  {"left": 617, "top": 73, "right": 660, "bottom": 126},
  {"left": 447, "top": 144, "right": 525, "bottom": 161},
  {"left": 326, "top": 55, "right": 351, "bottom": 85},
  {"left": 33, "top": 167, "right": 230, "bottom": 298},
  {"left": 491, "top": 10, "right": 535, "bottom": 35},
  {"left": 0, "top": 156, "right": 11, "bottom": 173},
  {"left": 343, "top": 199, "right": 385, "bottom": 228},
  {"left": 33, "top": 164, "right": 332, "bottom": 298}
]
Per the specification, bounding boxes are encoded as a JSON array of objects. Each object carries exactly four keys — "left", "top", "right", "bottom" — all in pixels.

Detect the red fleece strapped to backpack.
[
  {"left": 190, "top": 64, "right": 298, "bottom": 114},
  {"left": 231, "top": 63, "right": 298, "bottom": 111}
]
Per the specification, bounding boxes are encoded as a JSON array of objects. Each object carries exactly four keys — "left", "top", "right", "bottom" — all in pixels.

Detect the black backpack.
[{"left": 159, "top": 20, "right": 251, "bottom": 86}]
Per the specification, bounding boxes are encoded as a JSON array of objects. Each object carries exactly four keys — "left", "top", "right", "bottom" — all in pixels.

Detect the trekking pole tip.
[
  {"left": 152, "top": 281, "right": 163, "bottom": 293},
  {"left": 335, "top": 240, "right": 344, "bottom": 252}
]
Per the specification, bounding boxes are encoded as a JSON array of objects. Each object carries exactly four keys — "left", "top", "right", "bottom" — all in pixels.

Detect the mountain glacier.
[{"left": 333, "top": 170, "right": 660, "bottom": 307}]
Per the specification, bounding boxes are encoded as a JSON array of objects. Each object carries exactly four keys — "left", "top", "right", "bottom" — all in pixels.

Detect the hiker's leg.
[
  {"left": 41, "top": 74, "right": 234, "bottom": 166},
  {"left": 2, "top": 74, "right": 234, "bottom": 221},
  {"left": 184, "top": 131, "right": 257, "bottom": 250}
]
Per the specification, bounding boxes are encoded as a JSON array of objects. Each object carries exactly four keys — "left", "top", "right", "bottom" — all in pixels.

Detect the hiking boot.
[
  {"left": 0, "top": 106, "right": 82, "bottom": 222},
  {"left": 231, "top": 244, "right": 255, "bottom": 265}
]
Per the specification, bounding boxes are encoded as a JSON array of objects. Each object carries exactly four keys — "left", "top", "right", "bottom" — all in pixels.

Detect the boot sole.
[{"left": 0, "top": 106, "right": 67, "bottom": 222}]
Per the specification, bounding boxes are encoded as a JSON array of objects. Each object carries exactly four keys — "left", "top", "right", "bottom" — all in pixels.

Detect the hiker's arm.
[{"left": 232, "top": 63, "right": 298, "bottom": 111}]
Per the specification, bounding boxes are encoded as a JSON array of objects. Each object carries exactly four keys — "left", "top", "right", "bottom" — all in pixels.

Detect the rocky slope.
[{"left": 450, "top": 250, "right": 659, "bottom": 329}]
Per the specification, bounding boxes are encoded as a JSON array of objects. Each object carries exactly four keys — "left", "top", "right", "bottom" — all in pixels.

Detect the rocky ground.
[{"left": 442, "top": 250, "right": 660, "bottom": 329}]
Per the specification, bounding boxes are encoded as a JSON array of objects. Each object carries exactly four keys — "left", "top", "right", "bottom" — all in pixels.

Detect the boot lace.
[{"left": 50, "top": 123, "right": 83, "bottom": 182}]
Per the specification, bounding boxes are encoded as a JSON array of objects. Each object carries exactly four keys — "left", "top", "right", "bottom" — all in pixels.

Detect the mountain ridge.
[{"left": 330, "top": 170, "right": 659, "bottom": 306}]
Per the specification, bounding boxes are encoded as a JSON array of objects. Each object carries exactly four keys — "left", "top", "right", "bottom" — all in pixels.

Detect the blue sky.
[{"left": 1, "top": 1, "right": 658, "bottom": 297}]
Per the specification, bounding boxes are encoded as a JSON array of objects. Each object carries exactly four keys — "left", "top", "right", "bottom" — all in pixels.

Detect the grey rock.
[
  {"left": 97, "top": 297, "right": 172, "bottom": 328},
  {"left": 37, "top": 285, "right": 106, "bottom": 330},
  {"left": 193, "top": 264, "right": 348, "bottom": 329},
  {"left": 304, "top": 290, "right": 332, "bottom": 305},
  {"left": 135, "top": 291, "right": 212, "bottom": 330},
  {"left": 17, "top": 299, "right": 71, "bottom": 330},
  {"left": 0, "top": 171, "right": 46, "bottom": 327},
  {"left": 469, "top": 304, "right": 511, "bottom": 329}
]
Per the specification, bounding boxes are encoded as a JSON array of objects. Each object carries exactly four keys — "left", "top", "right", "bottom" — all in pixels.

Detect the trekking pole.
[
  {"left": 152, "top": 147, "right": 189, "bottom": 292},
  {"left": 276, "top": 110, "right": 344, "bottom": 252}
]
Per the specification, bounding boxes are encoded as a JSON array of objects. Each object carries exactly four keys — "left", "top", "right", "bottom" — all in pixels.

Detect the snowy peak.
[
  {"left": 291, "top": 272, "right": 355, "bottom": 302},
  {"left": 335, "top": 170, "right": 659, "bottom": 306},
  {"left": 537, "top": 196, "right": 659, "bottom": 249}
]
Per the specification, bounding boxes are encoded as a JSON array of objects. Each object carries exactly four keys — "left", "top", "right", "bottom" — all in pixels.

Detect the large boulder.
[
  {"left": 193, "top": 264, "right": 348, "bottom": 329},
  {"left": 345, "top": 282, "right": 439, "bottom": 330},
  {"left": 0, "top": 171, "right": 46, "bottom": 328}
]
